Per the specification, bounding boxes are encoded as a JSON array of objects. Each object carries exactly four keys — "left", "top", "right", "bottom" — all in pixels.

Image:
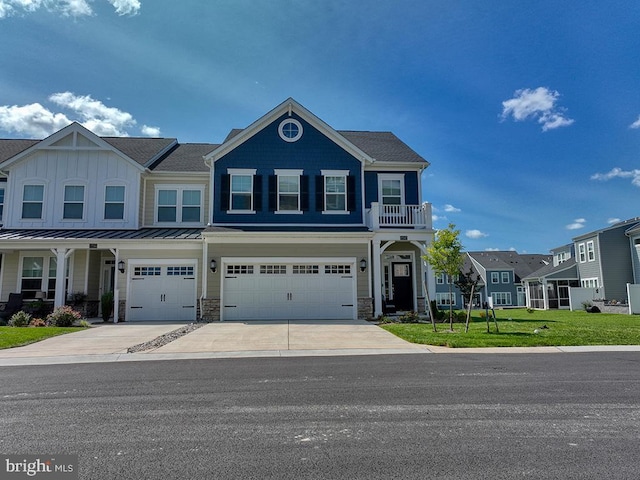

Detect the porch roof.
[
  {"left": 523, "top": 258, "right": 578, "bottom": 282},
  {"left": 0, "top": 227, "right": 204, "bottom": 241}
]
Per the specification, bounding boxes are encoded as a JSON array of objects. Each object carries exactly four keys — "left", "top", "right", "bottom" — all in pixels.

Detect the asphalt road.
[{"left": 1, "top": 353, "right": 639, "bottom": 479}]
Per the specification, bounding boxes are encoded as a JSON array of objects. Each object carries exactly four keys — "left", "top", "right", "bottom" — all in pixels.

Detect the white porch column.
[
  {"left": 51, "top": 248, "right": 74, "bottom": 308},
  {"left": 373, "top": 239, "right": 383, "bottom": 316},
  {"left": 110, "top": 248, "right": 120, "bottom": 323}
]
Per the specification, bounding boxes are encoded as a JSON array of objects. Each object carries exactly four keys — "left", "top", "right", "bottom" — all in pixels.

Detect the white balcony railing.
[{"left": 367, "top": 202, "right": 432, "bottom": 230}]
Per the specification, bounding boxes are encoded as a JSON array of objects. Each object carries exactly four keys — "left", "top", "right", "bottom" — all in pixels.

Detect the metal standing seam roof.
[{"left": 0, "top": 228, "right": 204, "bottom": 241}]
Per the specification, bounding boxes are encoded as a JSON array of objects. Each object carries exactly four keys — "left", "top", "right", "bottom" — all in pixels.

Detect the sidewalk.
[{"left": 1, "top": 320, "right": 639, "bottom": 367}]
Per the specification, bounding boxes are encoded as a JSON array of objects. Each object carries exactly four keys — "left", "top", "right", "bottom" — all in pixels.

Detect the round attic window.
[{"left": 278, "top": 119, "right": 303, "bottom": 142}]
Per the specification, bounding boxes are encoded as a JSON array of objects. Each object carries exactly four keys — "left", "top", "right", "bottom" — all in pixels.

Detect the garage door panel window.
[
  {"left": 260, "top": 265, "right": 287, "bottom": 274},
  {"left": 167, "top": 266, "right": 195, "bottom": 276},
  {"left": 325, "top": 264, "right": 351, "bottom": 275},
  {"left": 134, "top": 266, "right": 161, "bottom": 276},
  {"left": 293, "top": 265, "right": 319, "bottom": 274},
  {"left": 227, "top": 265, "right": 254, "bottom": 275}
]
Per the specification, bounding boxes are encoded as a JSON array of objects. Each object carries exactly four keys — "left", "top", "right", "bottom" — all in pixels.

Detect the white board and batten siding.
[
  {"left": 3, "top": 142, "right": 140, "bottom": 229},
  {"left": 221, "top": 257, "right": 358, "bottom": 321}
]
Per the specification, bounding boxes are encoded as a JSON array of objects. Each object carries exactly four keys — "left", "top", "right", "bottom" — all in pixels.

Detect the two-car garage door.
[{"left": 222, "top": 258, "right": 357, "bottom": 320}]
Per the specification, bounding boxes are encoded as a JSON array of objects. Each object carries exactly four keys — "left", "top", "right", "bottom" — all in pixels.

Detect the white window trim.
[
  {"left": 378, "top": 173, "right": 405, "bottom": 206},
  {"left": 0, "top": 185, "right": 5, "bottom": 223},
  {"left": 103, "top": 184, "right": 127, "bottom": 221},
  {"left": 436, "top": 292, "right": 456, "bottom": 306},
  {"left": 492, "top": 292, "right": 512, "bottom": 306},
  {"left": 278, "top": 118, "right": 303, "bottom": 143},
  {"left": 501, "top": 272, "right": 510, "bottom": 283},
  {"left": 17, "top": 253, "right": 71, "bottom": 300},
  {"left": 581, "top": 277, "right": 599, "bottom": 288},
  {"left": 586, "top": 240, "right": 595, "bottom": 262},
  {"left": 20, "top": 182, "right": 47, "bottom": 222},
  {"left": 61, "top": 182, "right": 87, "bottom": 222},
  {"left": 491, "top": 272, "right": 500, "bottom": 284},
  {"left": 321, "top": 169, "right": 349, "bottom": 215},
  {"left": 154, "top": 184, "right": 205, "bottom": 225},
  {"left": 274, "top": 169, "right": 303, "bottom": 215},
  {"left": 227, "top": 168, "right": 256, "bottom": 214},
  {"left": 578, "top": 243, "right": 586, "bottom": 263}
]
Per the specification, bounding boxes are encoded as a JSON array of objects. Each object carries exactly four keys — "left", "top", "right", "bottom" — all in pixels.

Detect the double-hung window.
[
  {"left": 20, "top": 255, "right": 68, "bottom": 300},
  {"left": 22, "top": 184, "right": 44, "bottom": 219},
  {"left": 491, "top": 272, "right": 500, "bottom": 284},
  {"left": 321, "top": 170, "right": 348, "bottom": 213},
  {"left": 275, "top": 169, "right": 302, "bottom": 213},
  {"left": 63, "top": 185, "right": 85, "bottom": 220},
  {"left": 578, "top": 243, "right": 586, "bottom": 263},
  {"left": 156, "top": 185, "right": 203, "bottom": 224},
  {"left": 586, "top": 241, "right": 595, "bottom": 262},
  {"left": 230, "top": 173, "right": 254, "bottom": 211},
  {"left": 104, "top": 186, "right": 125, "bottom": 220},
  {"left": 501, "top": 272, "right": 510, "bottom": 283},
  {"left": 379, "top": 174, "right": 404, "bottom": 206}
]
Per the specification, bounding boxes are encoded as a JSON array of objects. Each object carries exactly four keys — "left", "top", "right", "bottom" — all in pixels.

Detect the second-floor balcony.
[{"left": 367, "top": 202, "right": 432, "bottom": 230}]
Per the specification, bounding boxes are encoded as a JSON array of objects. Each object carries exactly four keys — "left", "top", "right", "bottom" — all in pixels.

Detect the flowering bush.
[
  {"left": 8, "top": 310, "right": 32, "bottom": 327},
  {"left": 46, "top": 305, "right": 82, "bottom": 327},
  {"left": 29, "top": 318, "right": 46, "bottom": 327}
]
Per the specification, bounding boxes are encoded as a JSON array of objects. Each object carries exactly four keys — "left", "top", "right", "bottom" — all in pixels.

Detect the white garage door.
[
  {"left": 222, "top": 259, "right": 357, "bottom": 320},
  {"left": 127, "top": 263, "right": 197, "bottom": 321}
]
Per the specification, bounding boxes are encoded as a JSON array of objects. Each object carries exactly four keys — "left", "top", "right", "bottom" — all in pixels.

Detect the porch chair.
[{"left": 0, "top": 293, "right": 24, "bottom": 321}]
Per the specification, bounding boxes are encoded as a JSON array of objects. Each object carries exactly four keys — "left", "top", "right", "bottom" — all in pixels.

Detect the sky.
[{"left": 0, "top": 0, "right": 639, "bottom": 254}]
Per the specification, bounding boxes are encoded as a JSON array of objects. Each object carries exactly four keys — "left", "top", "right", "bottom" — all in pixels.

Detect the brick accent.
[
  {"left": 417, "top": 296, "right": 426, "bottom": 314},
  {"left": 117, "top": 299, "right": 126, "bottom": 322},
  {"left": 358, "top": 297, "right": 373, "bottom": 320}
]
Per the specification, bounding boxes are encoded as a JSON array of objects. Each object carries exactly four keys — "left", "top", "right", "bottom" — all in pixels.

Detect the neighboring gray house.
[
  {"left": 433, "top": 251, "right": 551, "bottom": 309},
  {"left": 524, "top": 218, "right": 639, "bottom": 309}
]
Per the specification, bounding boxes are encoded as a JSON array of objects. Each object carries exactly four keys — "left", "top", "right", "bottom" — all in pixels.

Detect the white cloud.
[
  {"left": 591, "top": 167, "right": 640, "bottom": 187},
  {"left": 432, "top": 214, "right": 447, "bottom": 222},
  {"left": 443, "top": 204, "right": 461, "bottom": 213},
  {"left": 566, "top": 218, "right": 586, "bottom": 230},
  {"left": 630, "top": 116, "right": 640, "bottom": 129},
  {"left": 485, "top": 247, "right": 500, "bottom": 251},
  {"left": 0, "top": 102, "right": 71, "bottom": 137},
  {"left": 501, "top": 87, "right": 574, "bottom": 131},
  {"left": 466, "top": 229, "right": 488, "bottom": 239},
  {"left": 607, "top": 217, "right": 621, "bottom": 224},
  {"left": 0, "top": 92, "right": 157, "bottom": 138},
  {"left": 0, "top": 0, "right": 140, "bottom": 18},
  {"left": 141, "top": 124, "right": 161, "bottom": 137}
]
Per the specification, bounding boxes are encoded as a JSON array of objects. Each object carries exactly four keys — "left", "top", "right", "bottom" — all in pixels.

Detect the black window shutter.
[
  {"left": 300, "top": 175, "right": 309, "bottom": 211},
  {"left": 220, "top": 174, "right": 230, "bottom": 211},
  {"left": 315, "top": 175, "right": 324, "bottom": 212},
  {"left": 253, "top": 175, "right": 262, "bottom": 211},
  {"left": 268, "top": 175, "right": 277, "bottom": 212},
  {"left": 347, "top": 175, "right": 356, "bottom": 212}
]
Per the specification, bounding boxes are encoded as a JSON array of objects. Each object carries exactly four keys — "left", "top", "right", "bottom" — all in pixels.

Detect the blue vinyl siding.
[
  {"left": 364, "top": 171, "right": 420, "bottom": 208},
  {"left": 213, "top": 114, "right": 363, "bottom": 224}
]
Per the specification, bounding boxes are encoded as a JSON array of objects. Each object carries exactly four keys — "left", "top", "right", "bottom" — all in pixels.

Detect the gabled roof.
[
  {"left": 468, "top": 251, "right": 552, "bottom": 282},
  {"left": 0, "top": 122, "right": 147, "bottom": 172},
  {"left": 222, "top": 127, "right": 428, "bottom": 165},
  {"left": 205, "top": 98, "right": 377, "bottom": 165},
  {"left": 572, "top": 217, "right": 640, "bottom": 242},
  {"left": 523, "top": 257, "right": 578, "bottom": 282}
]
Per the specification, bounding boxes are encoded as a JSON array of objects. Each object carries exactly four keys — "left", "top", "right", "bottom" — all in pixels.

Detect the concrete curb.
[{"left": 1, "top": 344, "right": 639, "bottom": 367}]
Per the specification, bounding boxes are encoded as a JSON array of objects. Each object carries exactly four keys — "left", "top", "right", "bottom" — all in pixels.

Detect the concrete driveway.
[
  {"left": 0, "top": 319, "right": 427, "bottom": 365},
  {"left": 148, "top": 319, "right": 426, "bottom": 354}
]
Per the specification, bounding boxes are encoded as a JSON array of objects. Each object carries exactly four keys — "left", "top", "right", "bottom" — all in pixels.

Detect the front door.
[{"left": 391, "top": 262, "right": 413, "bottom": 311}]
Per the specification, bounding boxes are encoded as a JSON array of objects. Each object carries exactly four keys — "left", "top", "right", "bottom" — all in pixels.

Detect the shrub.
[
  {"left": 429, "top": 300, "right": 446, "bottom": 321},
  {"left": 526, "top": 307, "right": 535, "bottom": 314},
  {"left": 8, "top": 310, "right": 32, "bottom": 327},
  {"left": 46, "top": 305, "right": 82, "bottom": 327},
  {"left": 376, "top": 314, "right": 394, "bottom": 324},
  {"left": 29, "top": 318, "right": 46, "bottom": 327},
  {"left": 398, "top": 311, "right": 420, "bottom": 323},
  {"left": 78, "top": 319, "right": 91, "bottom": 328},
  {"left": 581, "top": 301, "right": 592, "bottom": 311}
]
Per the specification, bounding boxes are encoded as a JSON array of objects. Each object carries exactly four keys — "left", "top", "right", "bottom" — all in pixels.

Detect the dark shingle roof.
[
  {"left": 523, "top": 257, "right": 578, "bottom": 281},
  {"left": 0, "top": 139, "right": 39, "bottom": 163},
  {"left": 102, "top": 137, "right": 177, "bottom": 166},
  {"left": 469, "top": 251, "right": 552, "bottom": 282},
  {"left": 339, "top": 131, "right": 427, "bottom": 164},
  {"left": 151, "top": 143, "right": 217, "bottom": 172}
]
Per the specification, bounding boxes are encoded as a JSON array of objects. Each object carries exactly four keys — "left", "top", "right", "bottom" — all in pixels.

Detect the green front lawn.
[
  {"left": 381, "top": 308, "right": 640, "bottom": 348},
  {"left": 0, "top": 327, "right": 85, "bottom": 350}
]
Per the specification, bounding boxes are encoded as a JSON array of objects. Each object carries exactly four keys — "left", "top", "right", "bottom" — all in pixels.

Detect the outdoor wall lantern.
[
  {"left": 359, "top": 258, "right": 367, "bottom": 272},
  {"left": 210, "top": 258, "right": 217, "bottom": 273},
  {"left": 118, "top": 260, "right": 125, "bottom": 274}
]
